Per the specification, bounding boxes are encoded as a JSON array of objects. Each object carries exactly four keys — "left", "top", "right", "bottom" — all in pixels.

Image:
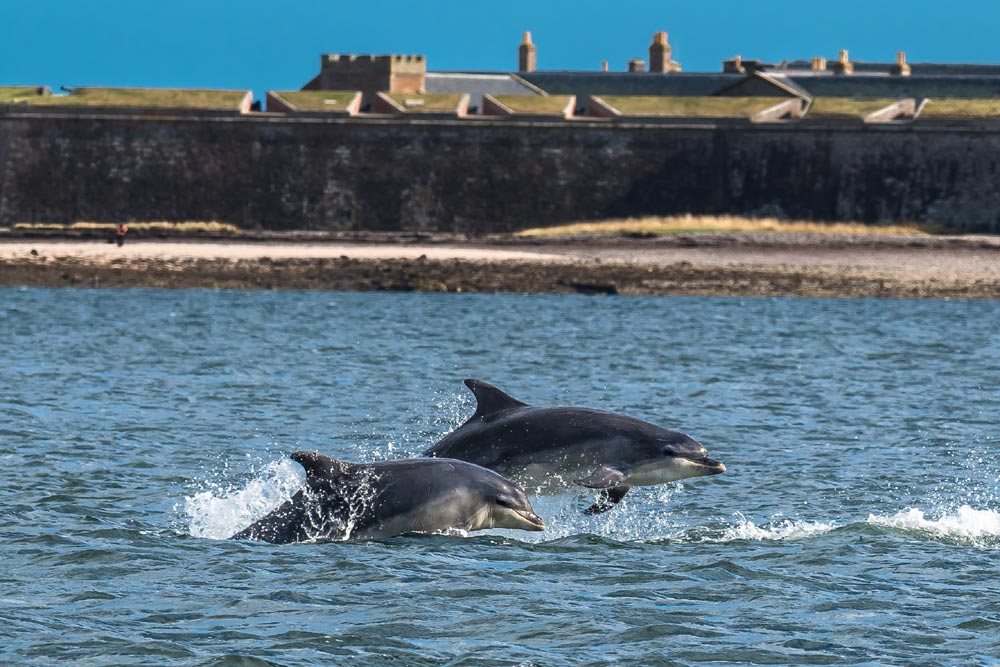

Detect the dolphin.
[
  {"left": 423, "top": 379, "right": 726, "bottom": 514},
  {"left": 230, "top": 451, "right": 546, "bottom": 543}
]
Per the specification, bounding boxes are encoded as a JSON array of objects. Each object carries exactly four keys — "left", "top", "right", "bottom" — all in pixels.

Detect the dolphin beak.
[
  {"left": 690, "top": 456, "right": 726, "bottom": 474},
  {"left": 516, "top": 509, "right": 547, "bottom": 531}
]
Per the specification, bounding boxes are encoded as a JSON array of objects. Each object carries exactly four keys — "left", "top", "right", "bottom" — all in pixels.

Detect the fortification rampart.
[{"left": 2, "top": 110, "right": 1000, "bottom": 233}]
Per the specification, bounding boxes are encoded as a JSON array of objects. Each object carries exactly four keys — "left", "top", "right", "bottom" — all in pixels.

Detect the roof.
[
  {"left": 424, "top": 72, "right": 540, "bottom": 109},
  {"left": 714, "top": 71, "right": 812, "bottom": 99},
  {"left": 778, "top": 73, "right": 1000, "bottom": 100},
  {"left": 777, "top": 60, "right": 1000, "bottom": 77},
  {"left": 518, "top": 71, "right": 741, "bottom": 98}
]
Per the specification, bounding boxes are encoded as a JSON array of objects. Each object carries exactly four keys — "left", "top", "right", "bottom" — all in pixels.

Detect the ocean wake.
[
  {"left": 867, "top": 505, "right": 1000, "bottom": 544},
  {"left": 715, "top": 513, "right": 837, "bottom": 542}
]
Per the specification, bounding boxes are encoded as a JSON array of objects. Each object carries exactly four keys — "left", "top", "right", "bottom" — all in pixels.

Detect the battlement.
[
  {"left": 305, "top": 53, "right": 426, "bottom": 102},
  {"left": 322, "top": 54, "right": 426, "bottom": 65}
]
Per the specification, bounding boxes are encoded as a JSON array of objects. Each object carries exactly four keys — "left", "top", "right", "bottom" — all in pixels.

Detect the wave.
[{"left": 867, "top": 505, "right": 1000, "bottom": 544}]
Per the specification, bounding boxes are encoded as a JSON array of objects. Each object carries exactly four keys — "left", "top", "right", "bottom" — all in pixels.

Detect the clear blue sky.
[{"left": 2, "top": 0, "right": 998, "bottom": 99}]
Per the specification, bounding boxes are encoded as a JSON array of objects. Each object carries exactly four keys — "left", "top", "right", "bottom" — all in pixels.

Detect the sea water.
[{"left": 1, "top": 288, "right": 998, "bottom": 666}]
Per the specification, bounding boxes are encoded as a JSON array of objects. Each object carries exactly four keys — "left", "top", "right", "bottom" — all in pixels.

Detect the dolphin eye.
[
  {"left": 495, "top": 496, "right": 511, "bottom": 507},
  {"left": 662, "top": 446, "right": 677, "bottom": 456}
]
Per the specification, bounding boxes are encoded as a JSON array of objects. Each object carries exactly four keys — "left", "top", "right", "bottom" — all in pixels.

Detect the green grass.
[
  {"left": 271, "top": 91, "right": 359, "bottom": 111},
  {"left": 25, "top": 88, "right": 247, "bottom": 109},
  {"left": 919, "top": 99, "right": 1000, "bottom": 118},
  {"left": 599, "top": 96, "right": 789, "bottom": 117},
  {"left": 807, "top": 98, "right": 902, "bottom": 118},
  {"left": 0, "top": 86, "right": 46, "bottom": 103},
  {"left": 492, "top": 94, "right": 572, "bottom": 114},
  {"left": 386, "top": 93, "right": 465, "bottom": 112}
]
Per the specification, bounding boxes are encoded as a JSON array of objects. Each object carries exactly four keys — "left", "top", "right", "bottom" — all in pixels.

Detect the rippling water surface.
[{"left": 2, "top": 289, "right": 998, "bottom": 666}]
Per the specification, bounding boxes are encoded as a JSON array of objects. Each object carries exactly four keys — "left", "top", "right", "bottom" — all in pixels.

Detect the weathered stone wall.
[{"left": 1, "top": 112, "right": 999, "bottom": 233}]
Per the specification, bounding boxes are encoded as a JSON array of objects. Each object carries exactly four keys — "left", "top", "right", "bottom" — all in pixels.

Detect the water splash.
[
  {"left": 182, "top": 457, "right": 303, "bottom": 540},
  {"left": 867, "top": 505, "right": 1000, "bottom": 545},
  {"left": 712, "top": 513, "right": 837, "bottom": 542}
]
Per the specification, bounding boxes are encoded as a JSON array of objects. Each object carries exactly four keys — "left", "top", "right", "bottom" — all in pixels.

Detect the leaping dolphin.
[
  {"left": 423, "top": 380, "right": 726, "bottom": 514},
  {"left": 230, "top": 451, "right": 546, "bottom": 543}
]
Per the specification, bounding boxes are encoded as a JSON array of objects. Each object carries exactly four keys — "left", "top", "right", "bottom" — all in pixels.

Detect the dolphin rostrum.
[
  {"left": 423, "top": 380, "right": 726, "bottom": 514},
  {"left": 230, "top": 451, "right": 546, "bottom": 543}
]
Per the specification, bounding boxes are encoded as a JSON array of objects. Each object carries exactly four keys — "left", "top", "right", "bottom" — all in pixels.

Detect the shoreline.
[{"left": 1, "top": 235, "right": 998, "bottom": 299}]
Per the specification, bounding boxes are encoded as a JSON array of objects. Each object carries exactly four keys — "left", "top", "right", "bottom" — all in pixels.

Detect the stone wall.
[{"left": 2, "top": 111, "right": 1000, "bottom": 233}]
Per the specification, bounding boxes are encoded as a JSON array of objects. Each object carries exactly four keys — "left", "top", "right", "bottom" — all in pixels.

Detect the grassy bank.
[
  {"left": 12, "top": 221, "right": 240, "bottom": 233},
  {"left": 516, "top": 215, "right": 947, "bottom": 237}
]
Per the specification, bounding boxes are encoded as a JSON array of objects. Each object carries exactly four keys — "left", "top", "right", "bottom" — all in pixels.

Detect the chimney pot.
[
  {"left": 833, "top": 49, "right": 853, "bottom": 75},
  {"left": 891, "top": 50, "right": 911, "bottom": 76}
]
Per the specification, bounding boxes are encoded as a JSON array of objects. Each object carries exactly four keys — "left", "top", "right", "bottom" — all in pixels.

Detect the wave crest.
[{"left": 867, "top": 505, "right": 1000, "bottom": 543}]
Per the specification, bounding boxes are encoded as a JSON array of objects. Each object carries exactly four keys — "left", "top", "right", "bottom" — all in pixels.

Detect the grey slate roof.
[
  {"left": 424, "top": 72, "right": 539, "bottom": 110},
  {"left": 778, "top": 60, "right": 1000, "bottom": 77},
  {"left": 517, "top": 71, "right": 741, "bottom": 98},
  {"left": 424, "top": 67, "right": 1000, "bottom": 106},
  {"left": 778, "top": 73, "right": 1000, "bottom": 100}
]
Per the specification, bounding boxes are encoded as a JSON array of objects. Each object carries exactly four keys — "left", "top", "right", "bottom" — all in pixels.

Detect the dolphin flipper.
[
  {"left": 583, "top": 486, "right": 630, "bottom": 515},
  {"left": 465, "top": 379, "right": 529, "bottom": 420},
  {"left": 575, "top": 465, "right": 628, "bottom": 489}
]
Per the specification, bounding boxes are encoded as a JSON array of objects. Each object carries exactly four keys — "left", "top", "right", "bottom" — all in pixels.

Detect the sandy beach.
[{"left": 1, "top": 234, "right": 998, "bottom": 299}]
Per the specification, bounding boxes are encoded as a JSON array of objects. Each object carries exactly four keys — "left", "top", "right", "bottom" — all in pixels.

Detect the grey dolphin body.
[
  {"left": 230, "top": 451, "right": 546, "bottom": 543},
  {"left": 423, "top": 380, "right": 726, "bottom": 514}
]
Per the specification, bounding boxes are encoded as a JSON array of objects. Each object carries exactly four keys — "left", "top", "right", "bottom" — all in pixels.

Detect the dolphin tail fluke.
[
  {"left": 583, "top": 486, "right": 630, "bottom": 515},
  {"left": 464, "top": 379, "right": 529, "bottom": 420}
]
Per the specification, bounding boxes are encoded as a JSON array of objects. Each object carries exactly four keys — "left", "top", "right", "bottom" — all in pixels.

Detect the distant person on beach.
[{"left": 115, "top": 223, "right": 129, "bottom": 247}]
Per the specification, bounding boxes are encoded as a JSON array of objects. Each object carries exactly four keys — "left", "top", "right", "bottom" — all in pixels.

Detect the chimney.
[
  {"left": 811, "top": 56, "right": 827, "bottom": 72},
  {"left": 832, "top": 49, "right": 853, "bottom": 75},
  {"left": 649, "top": 31, "right": 672, "bottom": 73},
  {"left": 518, "top": 31, "right": 537, "bottom": 73},
  {"left": 891, "top": 50, "right": 911, "bottom": 76},
  {"left": 723, "top": 54, "right": 746, "bottom": 74},
  {"left": 628, "top": 58, "right": 646, "bottom": 73}
]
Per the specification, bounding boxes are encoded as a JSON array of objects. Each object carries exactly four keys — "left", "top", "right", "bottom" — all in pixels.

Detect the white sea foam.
[
  {"left": 717, "top": 514, "right": 837, "bottom": 542},
  {"left": 183, "top": 458, "right": 304, "bottom": 540},
  {"left": 867, "top": 505, "right": 1000, "bottom": 543}
]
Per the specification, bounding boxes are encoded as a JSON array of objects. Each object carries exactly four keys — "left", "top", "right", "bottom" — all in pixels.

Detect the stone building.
[{"left": 301, "top": 54, "right": 426, "bottom": 104}]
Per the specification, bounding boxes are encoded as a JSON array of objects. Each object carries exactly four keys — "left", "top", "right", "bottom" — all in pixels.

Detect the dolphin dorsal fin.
[
  {"left": 465, "top": 379, "right": 528, "bottom": 420},
  {"left": 291, "top": 451, "right": 355, "bottom": 481}
]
